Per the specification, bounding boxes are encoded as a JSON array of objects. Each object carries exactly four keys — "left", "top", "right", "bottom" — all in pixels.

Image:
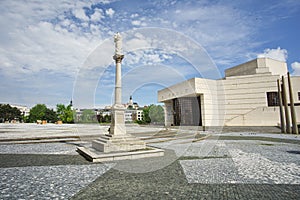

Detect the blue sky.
[{"left": 0, "top": 0, "right": 300, "bottom": 108}]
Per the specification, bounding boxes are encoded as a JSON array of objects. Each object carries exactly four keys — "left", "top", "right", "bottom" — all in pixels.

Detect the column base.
[
  {"left": 92, "top": 134, "right": 146, "bottom": 153},
  {"left": 109, "top": 104, "right": 126, "bottom": 135}
]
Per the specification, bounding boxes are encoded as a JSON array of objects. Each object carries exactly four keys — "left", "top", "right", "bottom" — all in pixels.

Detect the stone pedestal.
[
  {"left": 91, "top": 104, "right": 146, "bottom": 153},
  {"left": 109, "top": 105, "right": 126, "bottom": 135}
]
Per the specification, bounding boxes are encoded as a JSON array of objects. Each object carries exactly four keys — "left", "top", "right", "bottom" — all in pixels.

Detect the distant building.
[
  {"left": 125, "top": 110, "right": 135, "bottom": 122},
  {"left": 125, "top": 95, "right": 139, "bottom": 110},
  {"left": 10, "top": 104, "right": 30, "bottom": 116},
  {"left": 135, "top": 109, "right": 143, "bottom": 121},
  {"left": 98, "top": 109, "right": 111, "bottom": 117},
  {"left": 158, "top": 58, "right": 300, "bottom": 127},
  {"left": 93, "top": 96, "right": 144, "bottom": 123}
]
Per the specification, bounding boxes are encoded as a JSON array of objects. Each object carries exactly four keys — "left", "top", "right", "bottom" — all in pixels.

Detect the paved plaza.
[{"left": 1, "top": 124, "right": 300, "bottom": 199}]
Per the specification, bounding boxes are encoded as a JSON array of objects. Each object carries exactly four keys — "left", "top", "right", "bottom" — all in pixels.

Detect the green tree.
[
  {"left": 97, "top": 113, "right": 111, "bottom": 123},
  {"left": 149, "top": 105, "right": 164, "bottom": 124},
  {"left": 0, "top": 104, "right": 22, "bottom": 122},
  {"left": 80, "top": 109, "right": 97, "bottom": 123},
  {"left": 141, "top": 106, "right": 151, "bottom": 124},
  {"left": 45, "top": 108, "right": 57, "bottom": 123},
  {"left": 103, "top": 114, "right": 111, "bottom": 123},
  {"left": 28, "top": 104, "right": 47, "bottom": 122},
  {"left": 56, "top": 104, "right": 66, "bottom": 117},
  {"left": 56, "top": 104, "right": 74, "bottom": 123},
  {"left": 28, "top": 104, "right": 60, "bottom": 123},
  {"left": 136, "top": 105, "right": 164, "bottom": 124}
]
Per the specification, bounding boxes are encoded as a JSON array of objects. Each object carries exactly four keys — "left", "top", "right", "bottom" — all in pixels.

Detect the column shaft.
[
  {"left": 277, "top": 79, "right": 286, "bottom": 133},
  {"left": 282, "top": 76, "right": 291, "bottom": 134},
  {"left": 115, "top": 61, "right": 122, "bottom": 105},
  {"left": 287, "top": 72, "right": 298, "bottom": 134}
]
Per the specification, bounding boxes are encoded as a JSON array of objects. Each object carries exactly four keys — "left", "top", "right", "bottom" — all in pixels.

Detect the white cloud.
[
  {"left": 91, "top": 8, "right": 104, "bottom": 22},
  {"left": 105, "top": 8, "right": 115, "bottom": 18},
  {"left": 1, "top": 21, "right": 97, "bottom": 77},
  {"left": 0, "top": 0, "right": 101, "bottom": 79},
  {"left": 291, "top": 62, "right": 300, "bottom": 75},
  {"left": 73, "top": 8, "right": 89, "bottom": 21},
  {"left": 90, "top": 24, "right": 101, "bottom": 35},
  {"left": 130, "top": 13, "right": 139, "bottom": 18},
  {"left": 257, "top": 47, "right": 288, "bottom": 62},
  {"left": 131, "top": 20, "right": 147, "bottom": 27},
  {"left": 131, "top": 20, "right": 141, "bottom": 26},
  {"left": 150, "top": 3, "right": 259, "bottom": 67},
  {"left": 60, "top": 18, "right": 71, "bottom": 27},
  {"left": 124, "top": 50, "right": 167, "bottom": 66}
]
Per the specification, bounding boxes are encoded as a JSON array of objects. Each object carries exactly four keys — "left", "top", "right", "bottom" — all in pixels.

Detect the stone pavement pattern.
[
  {"left": 1, "top": 124, "right": 300, "bottom": 199},
  {"left": 72, "top": 161, "right": 300, "bottom": 200}
]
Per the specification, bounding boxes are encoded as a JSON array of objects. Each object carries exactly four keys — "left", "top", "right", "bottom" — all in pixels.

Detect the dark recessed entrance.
[{"left": 173, "top": 96, "right": 202, "bottom": 126}]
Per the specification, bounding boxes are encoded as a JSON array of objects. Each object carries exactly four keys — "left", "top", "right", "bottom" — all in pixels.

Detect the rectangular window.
[
  {"left": 267, "top": 92, "right": 279, "bottom": 107},
  {"left": 298, "top": 92, "right": 300, "bottom": 101},
  {"left": 172, "top": 97, "right": 201, "bottom": 126}
]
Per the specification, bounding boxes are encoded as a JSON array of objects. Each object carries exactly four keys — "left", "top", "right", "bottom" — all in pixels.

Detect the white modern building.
[{"left": 158, "top": 58, "right": 300, "bottom": 127}]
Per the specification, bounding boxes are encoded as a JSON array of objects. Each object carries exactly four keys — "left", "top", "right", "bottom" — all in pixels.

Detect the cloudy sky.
[{"left": 0, "top": 0, "right": 299, "bottom": 108}]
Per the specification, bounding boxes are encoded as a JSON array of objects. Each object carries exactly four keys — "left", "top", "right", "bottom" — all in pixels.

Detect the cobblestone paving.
[
  {"left": 1, "top": 125, "right": 300, "bottom": 199},
  {"left": 0, "top": 143, "right": 77, "bottom": 155},
  {"left": 226, "top": 140, "right": 300, "bottom": 165},
  {"left": 72, "top": 159, "right": 300, "bottom": 200},
  {"left": 180, "top": 158, "right": 240, "bottom": 184},
  {"left": 180, "top": 140, "right": 300, "bottom": 184},
  {"left": 1, "top": 164, "right": 113, "bottom": 199}
]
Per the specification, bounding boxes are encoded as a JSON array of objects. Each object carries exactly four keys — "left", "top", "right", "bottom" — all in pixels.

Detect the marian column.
[
  {"left": 109, "top": 33, "right": 126, "bottom": 135},
  {"left": 78, "top": 32, "right": 163, "bottom": 158}
]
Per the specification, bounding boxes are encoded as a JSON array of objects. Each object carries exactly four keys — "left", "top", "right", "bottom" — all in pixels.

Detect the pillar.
[
  {"left": 287, "top": 72, "right": 298, "bottom": 134},
  {"left": 282, "top": 76, "right": 291, "bottom": 134},
  {"left": 277, "top": 79, "right": 286, "bottom": 133}
]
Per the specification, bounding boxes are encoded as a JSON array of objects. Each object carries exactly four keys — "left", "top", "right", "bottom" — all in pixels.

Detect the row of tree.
[
  {"left": 0, "top": 103, "right": 165, "bottom": 124},
  {"left": 26, "top": 104, "right": 75, "bottom": 123}
]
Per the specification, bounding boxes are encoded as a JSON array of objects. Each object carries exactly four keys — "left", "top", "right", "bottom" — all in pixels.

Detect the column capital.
[{"left": 113, "top": 54, "right": 124, "bottom": 63}]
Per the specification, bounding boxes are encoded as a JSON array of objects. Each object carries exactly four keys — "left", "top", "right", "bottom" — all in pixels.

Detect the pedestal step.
[
  {"left": 92, "top": 134, "right": 146, "bottom": 153},
  {"left": 77, "top": 146, "right": 164, "bottom": 162}
]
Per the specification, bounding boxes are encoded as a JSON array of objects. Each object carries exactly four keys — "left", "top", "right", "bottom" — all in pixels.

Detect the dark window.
[
  {"left": 173, "top": 97, "right": 201, "bottom": 126},
  {"left": 298, "top": 92, "right": 300, "bottom": 101},
  {"left": 267, "top": 92, "right": 279, "bottom": 107}
]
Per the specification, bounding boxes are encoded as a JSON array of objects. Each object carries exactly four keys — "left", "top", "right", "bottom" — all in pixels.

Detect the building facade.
[
  {"left": 94, "top": 96, "right": 144, "bottom": 123},
  {"left": 158, "top": 58, "right": 300, "bottom": 127}
]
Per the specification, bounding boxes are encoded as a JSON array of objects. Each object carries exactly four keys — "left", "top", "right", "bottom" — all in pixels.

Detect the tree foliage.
[
  {"left": 28, "top": 104, "right": 48, "bottom": 122},
  {"left": 97, "top": 114, "right": 111, "bottom": 123},
  {"left": 28, "top": 104, "right": 57, "bottom": 123},
  {"left": 136, "top": 104, "right": 164, "bottom": 124},
  {"left": 149, "top": 104, "right": 164, "bottom": 124},
  {"left": 56, "top": 104, "right": 74, "bottom": 123},
  {"left": 0, "top": 104, "right": 22, "bottom": 123},
  {"left": 45, "top": 108, "right": 58, "bottom": 123},
  {"left": 142, "top": 106, "right": 151, "bottom": 124},
  {"left": 79, "top": 109, "right": 97, "bottom": 123}
]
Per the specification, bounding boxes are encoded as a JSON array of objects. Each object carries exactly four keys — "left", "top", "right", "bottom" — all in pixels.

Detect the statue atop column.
[{"left": 114, "top": 32, "right": 123, "bottom": 55}]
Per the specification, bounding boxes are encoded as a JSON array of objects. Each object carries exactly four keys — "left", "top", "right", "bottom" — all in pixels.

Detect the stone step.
[
  {"left": 77, "top": 146, "right": 164, "bottom": 162},
  {"left": 91, "top": 134, "right": 147, "bottom": 153},
  {"left": 97, "top": 134, "right": 144, "bottom": 143},
  {"left": 92, "top": 139, "right": 146, "bottom": 152},
  {"left": 95, "top": 138, "right": 145, "bottom": 145}
]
